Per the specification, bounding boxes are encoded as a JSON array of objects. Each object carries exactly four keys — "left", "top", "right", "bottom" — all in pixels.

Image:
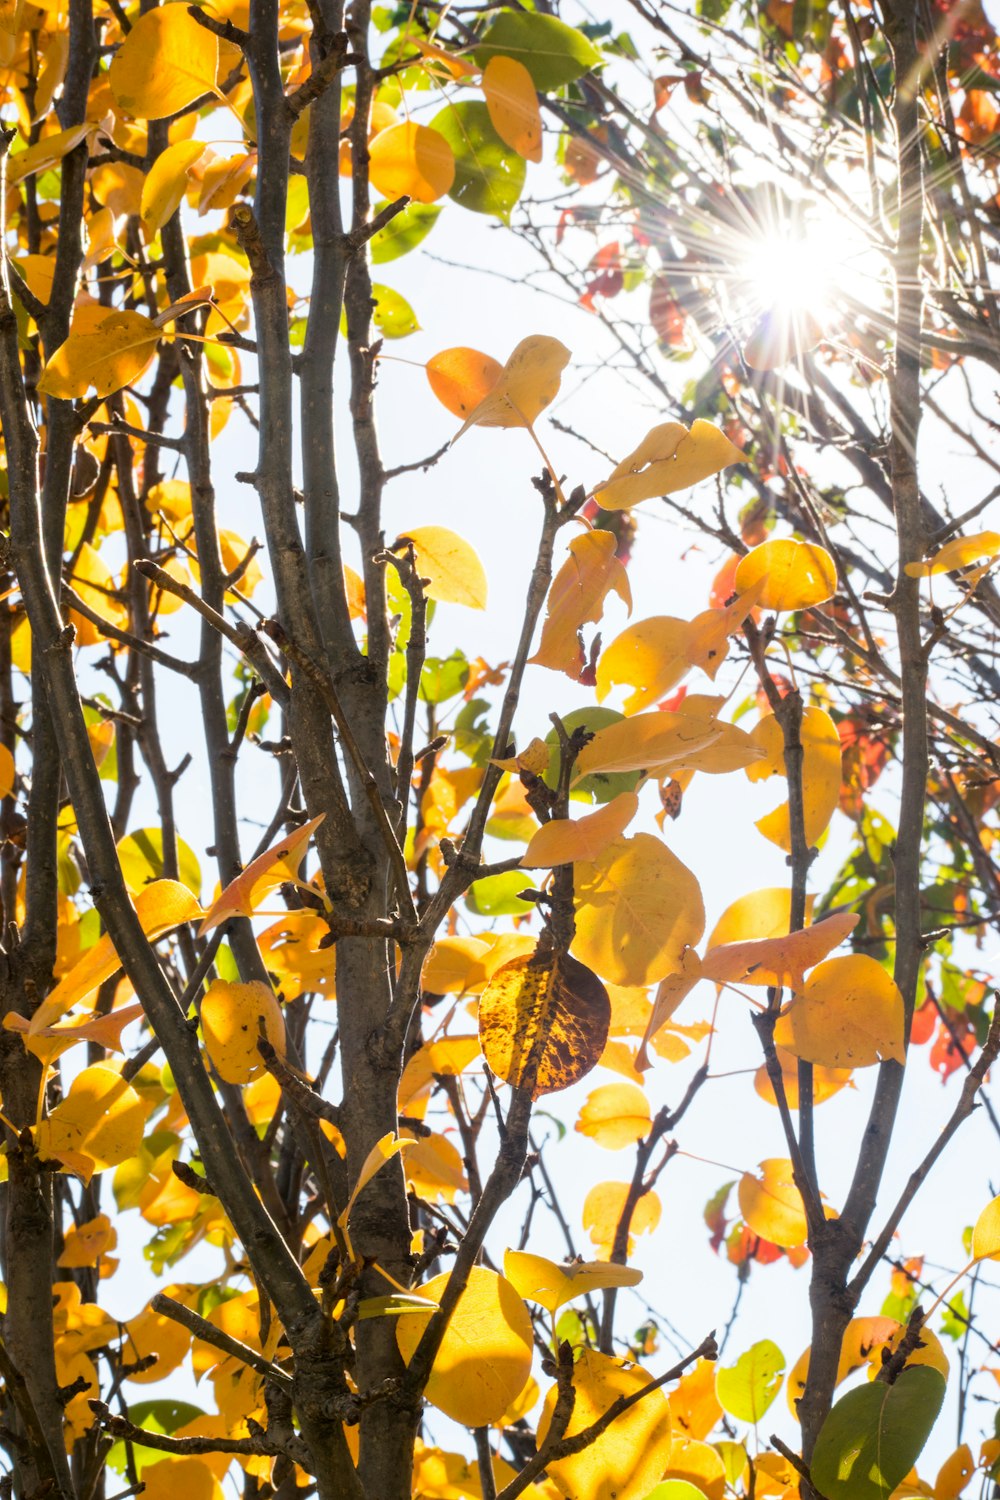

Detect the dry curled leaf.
[
  {"left": 596, "top": 420, "right": 744, "bottom": 510},
  {"left": 531, "top": 530, "right": 632, "bottom": 680}
]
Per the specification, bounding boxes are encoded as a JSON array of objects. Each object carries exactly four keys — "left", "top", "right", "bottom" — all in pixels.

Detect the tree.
[{"left": 0, "top": 0, "right": 998, "bottom": 1496}]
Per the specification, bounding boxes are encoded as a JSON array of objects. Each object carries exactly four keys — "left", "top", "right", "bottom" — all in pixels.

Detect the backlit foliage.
[{"left": 0, "top": 0, "right": 997, "bottom": 1498}]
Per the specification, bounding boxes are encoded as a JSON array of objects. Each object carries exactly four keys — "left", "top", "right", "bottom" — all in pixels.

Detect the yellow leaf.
[
  {"left": 200, "top": 979, "right": 286, "bottom": 1085},
  {"left": 738, "top": 1158, "right": 808, "bottom": 1249},
  {"left": 339, "top": 1132, "right": 414, "bottom": 1253},
  {"left": 140, "top": 1458, "right": 218, "bottom": 1500},
  {"left": 531, "top": 530, "right": 632, "bottom": 679},
  {"left": 708, "top": 887, "right": 816, "bottom": 949},
  {"left": 369, "top": 121, "right": 455, "bottom": 203},
  {"left": 5, "top": 1002, "right": 145, "bottom": 1066},
  {"left": 973, "top": 1195, "right": 1000, "bottom": 1262},
  {"left": 198, "top": 813, "right": 325, "bottom": 933},
  {"left": 482, "top": 55, "right": 542, "bottom": 162},
  {"left": 574, "top": 701, "right": 762, "bottom": 782},
  {"left": 7, "top": 123, "right": 91, "bottom": 186},
  {"left": 748, "top": 706, "right": 842, "bottom": 852},
  {"left": 36, "top": 1064, "right": 148, "bottom": 1178},
  {"left": 702, "top": 910, "right": 859, "bottom": 990},
  {"left": 584, "top": 1181, "right": 661, "bottom": 1258},
  {"left": 521, "top": 791, "right": 639, "bottom": 867},
  {"left": 256, "top": 910, "right": 335, "bottom": 1001},
  {"left": 905, "top": 531, "right": 1000, "bottom": 578},
  {"left": 503, "top": 1248, "right": 642, "bottom": 1314},
  {"left": 30, "top": 880, "right": 202, "bottom": 1032},
  {"left": 773, "top": 953, "right": 905, "bottom": 1067},
  {"left": 596, "top": 584, "right": 765, "bottom": 714},
  {"left": 478, "top": 948, "right": 610, "bottom": 1097},
  {"left": 17, "top": 254, "right": 56, "bottom": 306},
  {"left": 66, "top": 540, "right": 129, "bottom": 645},
  {"left": 395, "top": 1266, "right": 533, "bottom": 1426},
  {"left": 596, "top": 420, "right": 744, "bottom": 510},
  {"left": 122, "top": 1302, "right": 193, "bottom": 1386},
  {"left": 636, "top": 947, "right": 704, "bottom": 1070},
  {"left": 754, "top": 1048, "right": 852, "bottom": 1109},
  {"left": 404, "top": 1133, "right": 468, "bottom": 1204},
  {"left": 538, "top": 1348, "right": 672, "bottom": 1500},
  {"left": 398, "top": 1035, "right": 481, "bottom": 1111},
  {"left": 426, "top": 346, "right": 503, "bottom": 419},
  {"left": 663, "top": 1439, "right": 727, "bottom": 1500},
  {"left": 573, "top": 833, "right": 705, "bottom": 987},
  {"left": 576, "top": 1081, "right": 652, "bottom": 1149},
  {"left": 109, "top": 5, "right": 220, "bottom": 121},
  {"left": 39, "top": 308, "right": 161, "bottom": 400},
  {"left": 140, "top": 139, "right": 207, "bottom": 236},
  {"left": 421, "top": 937, "right": 493, "bottom": 995},
  {"left": 734, "top": 539, "right": 837, "bottom": 612},
  {"left": 454, "top": 334, "right": 570, "bottom": 438},
  {"left": 396, "top": 525, "right": 488, "bottom": 609}
]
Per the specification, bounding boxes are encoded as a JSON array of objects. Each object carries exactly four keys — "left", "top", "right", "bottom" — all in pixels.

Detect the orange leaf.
[
  {"left": 426, "top": 347, "right": 503, "bottom": 419},
  {"left": 482, "top": 55, "right": 542, "bottom": 162},
  {"left": 738, "top": 1159, "right": 808, "bottom": 1249},
  {"left": 701, "top": 910, "right": 859, "bottom": 990},
  {"left": 198, "top": 813, "right": 326, "bottom": 934},
  {"left": 369, "top": 121, "right": 455, "bottom": 204}
]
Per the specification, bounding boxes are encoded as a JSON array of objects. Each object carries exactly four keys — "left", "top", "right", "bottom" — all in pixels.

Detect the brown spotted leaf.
[{"left": 478, "top": 949, "right": 610, "bottom": 1097}]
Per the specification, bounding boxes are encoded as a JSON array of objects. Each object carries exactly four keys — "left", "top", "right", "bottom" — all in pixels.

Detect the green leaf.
[
  {"left": 466, "top": 870, "right": 536, "bottom": 916},
  {"left": 543, "top": 706, "right": 641, "bottom": 805},
  {"left": 419, "top": 651, "right": 469, "bottom": 704},
  {"left": 644, "top": 1485, "right": 708, "bottom": 1500},
  {"left": 107, "top": 1398, "right": 205, "bottom": 1475},
  {"left": 715, "top": 1339, "right": 785, "bottom": 1423},
  {"left": 370, "top": 200, "right": 441, "bottom": 263},
  {"left": 811, "top": 1366, "right": 946, "bottom": 1500},
  {"left": 117, "top": 826, "right": 201, "bottom": 899},
  {"left": 215, "top": 942, "right": 240, "bottom": 984},
  {"left": 473, "top": 12, "right": 602, "bottom": 89},
  {"left": 430, "top": 102, "right": 525, "bottom": 223},
  {"left": 372, "top": 283, "right": 419, "bottom": 338},
  {"left": 714, "top": 1442, "right": 748, "bottom": 1487},
  {"left": 359, "top": 1293, "right": 439, "bottom": 1319}
]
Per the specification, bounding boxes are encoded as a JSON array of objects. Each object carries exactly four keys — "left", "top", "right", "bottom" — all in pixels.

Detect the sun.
[
  {"left": 741, "top": 230, "right": 840, "bottom": 317},
  {"left": 734, "top": 200, "right": 884, "bottom": 368}
]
